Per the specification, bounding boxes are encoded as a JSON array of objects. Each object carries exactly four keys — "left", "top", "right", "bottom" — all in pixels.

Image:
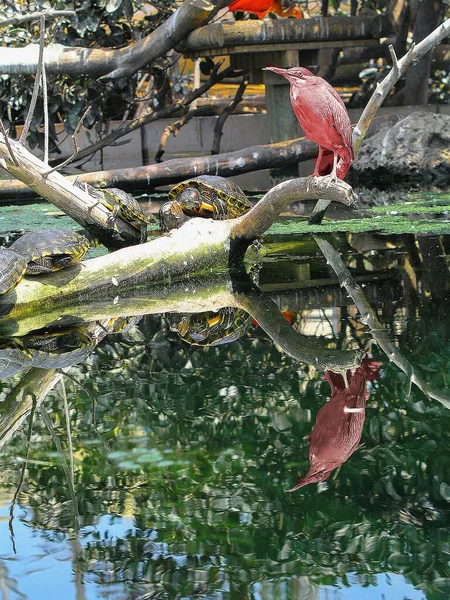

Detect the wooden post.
[{"left": 263, "top": 50, "right": 305, "bottom": 184}]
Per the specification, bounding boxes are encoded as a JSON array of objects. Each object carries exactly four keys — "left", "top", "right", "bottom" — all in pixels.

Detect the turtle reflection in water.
[
  {"left": 167, "top": 307, "right": 252, "bottom": 346},
  {"left": 159, "top": 175, "right": 253, "bottom": 232},
  {"left": 0, "top": 229, "right": 91, "bottom": 295},
  {"left": 0, "top": 326, "right": 96, "bottom": 378}
]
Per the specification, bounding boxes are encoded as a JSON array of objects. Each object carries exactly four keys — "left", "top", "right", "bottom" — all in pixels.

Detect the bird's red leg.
[
  {"left": 312, "top": 146, "right": 324, "bottom": 176},
  {"left": 325, "top": 154, "right": 339, "bottom": 188},
  {"left": 330, "top": 154, "right": 338, "bottom": 180}
]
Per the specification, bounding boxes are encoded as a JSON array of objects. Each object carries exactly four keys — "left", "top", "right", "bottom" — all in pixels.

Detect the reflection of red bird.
[
  {"left": 263, "top": 66, "right": 354, "bottom": 180},
  {"left": 229, "top": 0, "right": 303, "bottom": 19},
  {"left": 289, "top": 358, "right": 381, "bottom": 491}
]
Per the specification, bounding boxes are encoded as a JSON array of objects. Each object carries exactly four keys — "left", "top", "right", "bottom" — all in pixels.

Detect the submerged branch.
[{"left": 314, "top": 235, "right": 450, "bottom": 409}]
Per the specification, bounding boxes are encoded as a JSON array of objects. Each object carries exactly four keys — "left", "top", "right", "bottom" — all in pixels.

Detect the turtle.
[
  {"left": 74, "top": 181, "right": 149, "bottom": 243},
  {"left": 101, "top": 188, "right": 150, "bottom": 243},
  {"left": 9, "top": 229, "right": 90, "bottom": 274},
  {"left": 166, "top": 307, "right": 252, "bottom": 346},
  {"left": 21, "top": 326, "right": 96, "bottom": 370},
  {"left": 160, "top": 175, "right": 253, "bottom": 232},
  {"left": 0, "top": 248, "right": 28, "bottom": 294},
  {"left": 0, "top": 343, "right": 33, "bottom": 378}
]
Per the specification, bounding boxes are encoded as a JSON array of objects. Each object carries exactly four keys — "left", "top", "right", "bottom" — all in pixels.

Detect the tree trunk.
[{"left": 398, "top": 0, "right": 444, "bottom": 105}]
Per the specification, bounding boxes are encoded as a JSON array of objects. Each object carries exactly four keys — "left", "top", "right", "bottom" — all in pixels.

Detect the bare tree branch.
[
  {"left": 0, "top": 0, "right": 229, "bottom": 78},
  {"left": 211, "top": 77, "right": 248, "bottom": 155},
  {"left": 44, "top": 107, "right": 92, "bottom": 177},
  {"left": 0, "top": 10, "right": 75, "bottom": 28},
  {"left": 155, "top": 106, "right": 211, "bottom": 163},
  {"left": 353, "top": 17, "right": 450, "bottom": 152},
  {"left": 54, "top": 65, "right": 243, "bottom": 167},
  {"left": 19, "top": 15, "right": 45, "bottom": 144}
]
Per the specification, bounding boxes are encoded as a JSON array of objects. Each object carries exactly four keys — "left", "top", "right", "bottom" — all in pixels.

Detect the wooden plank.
[
  {"left": 185, "top": 38, "right": 380, "bottom": 59},
  {"left": 180, "top": 15, "right": 392, "bottom": 53}
]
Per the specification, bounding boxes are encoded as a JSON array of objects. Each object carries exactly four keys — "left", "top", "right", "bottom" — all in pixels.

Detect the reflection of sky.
[
  {"left": 0, "top": 500, "right": 427, "bottom": 600},
  {"left": 320, "top": 574, "right": 426, "bottom": 600}
]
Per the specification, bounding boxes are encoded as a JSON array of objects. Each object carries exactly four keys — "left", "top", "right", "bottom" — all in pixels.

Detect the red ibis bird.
[
  {"left": 289, "top": 359, "right": 381, "bottom": 491},
  {"left": 263, "top": 66, "right": 354, "bottom": 180},
  {"left": 228, "top": 0, "right": 303, "bottom": 19}
]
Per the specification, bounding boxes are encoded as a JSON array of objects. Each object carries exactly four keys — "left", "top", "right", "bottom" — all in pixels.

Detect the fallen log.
[
  {"left": 0, "top": 175, "right": 356, "bottom": 333},
  {"left": 0, "top": 137, "right": 319, "bottom": 200}
]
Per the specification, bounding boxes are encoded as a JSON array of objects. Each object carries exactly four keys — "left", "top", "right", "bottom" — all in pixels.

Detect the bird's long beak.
[
  {"left": 263, "top": 66, "right": 289, "bottom": 80},
  {"left": 287, "top": 469, "right": 331, "bottom": 492}
]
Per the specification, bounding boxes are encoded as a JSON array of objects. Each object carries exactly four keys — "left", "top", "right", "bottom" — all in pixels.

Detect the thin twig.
[
  {"left": 155, "top": 106, "right": 210, "bottom": 163},
  {"left": 0, "top": 10, "right": 75, "bottom": 29},
  {"left": 42, "top": 62, "right": 49, "bottom": 165},
  {"left": 20, "top": 15, "right": 46, "bottom": 144},
  {"left": 39, "top": 404, "right": 80, "bottom": 530},
  {"left": 54, "top": 64, "right": 242, "bottom": 166},
  {"left": 0, "top": 120, "right": 19, "bottom": 165},
  {"left": 211, "top": 77, "right": 248, "bottom": 155},
  {"left": 353, "top": 16, "right": 450, "bottom": 151},
  {"left": 60, "top": 380, "right": 74, "bottom": 488},
  {"left": 43, "top": 106, "right": 91, "bottom": 177},
  {"left": 8, "top": 397, "right": 37, "bottom": 555},
  {"left": 388, "top": 44, "right": 399, "bottom": 80}
]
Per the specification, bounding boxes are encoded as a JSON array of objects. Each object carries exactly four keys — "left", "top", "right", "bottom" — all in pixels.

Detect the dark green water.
[{"left": 1, "top": 203, "right": 450, "bottom": 599}]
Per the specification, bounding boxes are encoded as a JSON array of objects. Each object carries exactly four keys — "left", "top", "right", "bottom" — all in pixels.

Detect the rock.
[{"left": 350, "top": 112, "right": 450, "bottom": 189}]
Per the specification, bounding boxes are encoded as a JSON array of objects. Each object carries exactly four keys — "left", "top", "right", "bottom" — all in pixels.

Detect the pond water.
[{"left": 0, "top": 196, "right": 450, "bottom": 599}]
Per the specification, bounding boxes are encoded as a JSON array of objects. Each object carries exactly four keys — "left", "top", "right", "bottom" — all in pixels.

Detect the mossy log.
[{"left": 0, "top": 177, "right": 358, "bottom": 374}]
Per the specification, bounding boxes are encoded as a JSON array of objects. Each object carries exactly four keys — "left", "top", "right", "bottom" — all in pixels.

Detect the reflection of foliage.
[
  {"left": 2, "top": 304, "right": 450, "bottom": 597},
  {"left": 0, "top": 0, "right": 179, "bottom": 150}
]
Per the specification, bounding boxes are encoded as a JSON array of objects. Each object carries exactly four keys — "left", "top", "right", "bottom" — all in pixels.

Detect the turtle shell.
[
  {"left": 167, "top": 307, "right": 252, "bottom": 347},
  {"left": 0, "top": 344, "right": 32, "bottom": 378},
  {"left": 0, "top": 248, "right": 28, "bottom": 294},
  {"left": 168, "top": 175, "right": 252, "bottom": 220},
  {"left": 22, "top": 326, "right": 96, "bottom": 369},
  {"left": 9, "top": 229, "right": 90, "bottom": 274},
  {"left": 102, "top": 188, "right": 149, "bottom": 242}
]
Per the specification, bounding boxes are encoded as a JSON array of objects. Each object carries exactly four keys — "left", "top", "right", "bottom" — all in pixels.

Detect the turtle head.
[{"left": 178, "top": 187, "right": 201, "bottom": 211}]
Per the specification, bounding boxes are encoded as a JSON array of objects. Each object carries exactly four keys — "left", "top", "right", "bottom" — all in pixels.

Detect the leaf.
[{"left": 106, "top": 0, "right": 123, "bottom": 13}]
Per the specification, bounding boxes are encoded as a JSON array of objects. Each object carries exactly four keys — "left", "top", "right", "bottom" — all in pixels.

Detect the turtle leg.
[{"left": 213, "top": 198, "right": 228, "bottom": 220}]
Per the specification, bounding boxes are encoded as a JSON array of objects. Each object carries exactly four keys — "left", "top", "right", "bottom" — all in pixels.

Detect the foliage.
[
  {"left": 0, "top": 0, "right": 180, "bottom": 152},
  {"left": 1, "top": 291, "right": 450, "bottom": 597}
]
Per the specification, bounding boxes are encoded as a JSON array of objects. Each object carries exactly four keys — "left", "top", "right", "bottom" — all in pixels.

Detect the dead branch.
[
  {"left": 155, "top": 106, "right": 211, "bottom": 163},
  {"left": 231, "top": 176, "right": 358, "bottom": 242},
  {"left": 0, "top": 136, "right": 319, "bottom": 199},
  {"left": 53, "top": 65, "right": 243, "bottom": 167},
  {"left": 211, "top": 77, "right": 248, "bottom": 155},
  {"left": 0, "top": 9, "right": 75, "bottom": 28},
  {"left": 0, "top": 0, "right": 229, "bottom": 79},
  {"left": 44, "top": 107, "right": 92, "bottom": 177},
  {"left": 0, "top": 133, "right": 140, "bottom": 246},
  {"left": 353, "top": 17, "right": 450, "bottom": 152}
]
